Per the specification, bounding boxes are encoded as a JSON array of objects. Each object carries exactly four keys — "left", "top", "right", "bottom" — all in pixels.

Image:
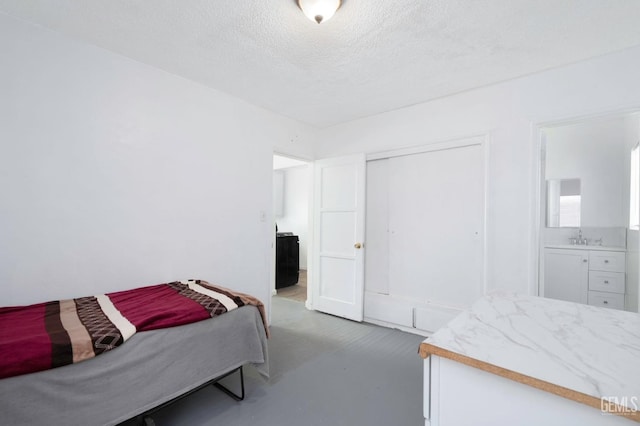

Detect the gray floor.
[{"left": 130, "top": 297, "right": 425, "bottom": 426}]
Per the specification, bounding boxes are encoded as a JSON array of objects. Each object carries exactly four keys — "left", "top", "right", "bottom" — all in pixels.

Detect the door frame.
[
  {"left": 286, "top": 133, "right": 490, "bottom": 321},
  {"left": 531, "top": 107, "right": 640, "bottom": 301},
  {"left": 366, "top": 134, "right": 490, "bottom": 301},
  {"left": 271, "top": 152, "right": 315, "bottom": 315}
]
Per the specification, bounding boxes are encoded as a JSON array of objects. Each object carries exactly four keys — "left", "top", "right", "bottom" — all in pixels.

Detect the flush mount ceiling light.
[{"left": 297, "top": 0, "right": 342, "bottom": 24}]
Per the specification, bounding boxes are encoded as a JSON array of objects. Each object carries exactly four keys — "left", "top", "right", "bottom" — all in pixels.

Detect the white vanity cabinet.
[
  {"left": 543, "top": 247, "right": 626, "bottom": 310},
  {"left": 543, "top": 248, "right": 589, "bottom": 304},
  {"left": 587, "top": 251, "right": 626, "bottom": 310}
]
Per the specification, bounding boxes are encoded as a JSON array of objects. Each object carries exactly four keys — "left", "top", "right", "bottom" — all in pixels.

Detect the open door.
[{"left": 311, "top": 154, "right": 366, "bottom": 321}]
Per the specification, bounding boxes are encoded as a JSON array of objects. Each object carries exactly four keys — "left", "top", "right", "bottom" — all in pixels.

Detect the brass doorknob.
[{"left": 354, "top": 243, "right": 362, "bottom": 249}]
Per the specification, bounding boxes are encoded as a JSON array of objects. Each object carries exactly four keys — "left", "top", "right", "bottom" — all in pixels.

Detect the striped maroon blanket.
[{"left": 0, "top": 280, "right": 269, "bottom": 379}]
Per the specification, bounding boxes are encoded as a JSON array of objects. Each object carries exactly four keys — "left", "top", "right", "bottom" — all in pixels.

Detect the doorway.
[
  {"left": 273, "top": 154, "right": 311, "bottom": 304},
  {"left": 535, "top": 112, "right": 640, "bottom": 313}
]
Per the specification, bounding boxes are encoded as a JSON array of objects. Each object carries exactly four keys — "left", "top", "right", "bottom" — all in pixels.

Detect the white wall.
[
  {"left": 0, "top": 13, "right": 315, "bottom": 311},
  {"left": 3, "top": 10, "right": 640, "bottom": 313},
  {"left": 275, "top": 166, "right": 310, "bottom": 269},
  {"left": 315, "top": 46, "right": 640, "bottom": 296}
]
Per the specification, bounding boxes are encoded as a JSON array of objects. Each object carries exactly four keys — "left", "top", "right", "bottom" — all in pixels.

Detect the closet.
[{"left": 364, "top": 138, "right": 485, "bottom": 334}]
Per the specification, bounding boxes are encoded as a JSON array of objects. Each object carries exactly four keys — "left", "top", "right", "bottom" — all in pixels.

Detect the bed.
[{"left": 0, "top": 280, "right": 270, "bottom": 426}]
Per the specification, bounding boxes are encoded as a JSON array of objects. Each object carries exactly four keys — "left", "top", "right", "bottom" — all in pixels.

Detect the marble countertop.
[
  {"left": 419, "top": 292, "right": 640, "bottom": 413},
  {"left": 545, "top": 244, "right": 626, "bottom": 252}
]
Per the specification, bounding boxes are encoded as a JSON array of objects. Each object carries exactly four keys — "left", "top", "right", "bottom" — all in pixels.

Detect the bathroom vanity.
[
  {"left": 543, "top": 245, "right": 626, "bottom": 310},
  {"left": 419, "top": 293, "right": 640, "bottom": 426}
]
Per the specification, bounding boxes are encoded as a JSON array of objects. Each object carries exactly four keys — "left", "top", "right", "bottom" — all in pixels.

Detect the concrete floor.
[{"left": 122, "top": 295, "right": 425, "bottom": 426}]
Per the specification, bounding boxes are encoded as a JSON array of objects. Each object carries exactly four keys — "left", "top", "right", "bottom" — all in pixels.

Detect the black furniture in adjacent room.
[{"left": 276, "top": 232, "right": 299, "bottom": 289}]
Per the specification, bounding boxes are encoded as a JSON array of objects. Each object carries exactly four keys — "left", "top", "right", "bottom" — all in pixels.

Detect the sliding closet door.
[
  {"left": 387, "top": 144, "right": 484, "bottom": 307},
  {"left": 389, "top": 145, "right": 484, "bottom": 307},
  {"left": 364, "top": 159, "right": 390, "bottom": 296}
]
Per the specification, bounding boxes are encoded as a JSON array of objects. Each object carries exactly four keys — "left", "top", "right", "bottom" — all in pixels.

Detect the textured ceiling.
[{"left": 2, "top": 1, "right": 640, "bottom": 127}]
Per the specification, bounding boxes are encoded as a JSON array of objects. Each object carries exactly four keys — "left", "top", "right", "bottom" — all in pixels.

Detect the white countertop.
[
  {"left": 420, "top": 292, "right": 640, "bottom": 409},
  {"left": 545, "top": 244, "right": 626, "bottom": 252}
]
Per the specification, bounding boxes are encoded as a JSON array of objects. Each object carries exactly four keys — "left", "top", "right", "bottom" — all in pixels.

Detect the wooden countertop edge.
[{"left": 419, "top": 342, "right": 640, "bottom": 423}]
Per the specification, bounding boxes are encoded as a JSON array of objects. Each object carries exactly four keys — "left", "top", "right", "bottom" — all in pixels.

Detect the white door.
[{"left": 312, "top": 154, "right": 366, "bottom": 321}]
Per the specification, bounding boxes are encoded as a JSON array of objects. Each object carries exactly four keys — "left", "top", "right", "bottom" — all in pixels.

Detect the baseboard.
[
  {"left": 364, "top": 292, "right": 462, "bottom": 334},
  {"left": 364, "top": 317, "right": 431, "bottom": 337}
]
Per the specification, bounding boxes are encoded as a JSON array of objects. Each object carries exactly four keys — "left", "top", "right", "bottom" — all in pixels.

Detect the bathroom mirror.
[
  {"left": 543, "top": 114, "right": 638, "bottom": 228},
  {"left": 546, "top": 178, "right": 581, "bottom": 228}
]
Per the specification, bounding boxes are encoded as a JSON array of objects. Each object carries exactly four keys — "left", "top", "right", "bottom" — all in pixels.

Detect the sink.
[{"left": 544, "top": 244, "right": 626, "bottom": 252}]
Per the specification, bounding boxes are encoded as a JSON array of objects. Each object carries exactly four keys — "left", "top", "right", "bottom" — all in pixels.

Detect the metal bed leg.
[
  {"left": 135, "top": 414, "right": 156, "bottom": 426},
  {"left": 142, "top": 416, "right": 156, "bottom": 426},
  {"left": 130, "top": 365, "right": 246, "bottom": 424},
  {"left": 213, "top": 366, "right": 245, "bottom": 401}
]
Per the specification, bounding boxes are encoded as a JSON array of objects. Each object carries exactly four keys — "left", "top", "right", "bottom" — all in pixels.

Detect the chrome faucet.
[
  {"left": 571, "top": 229, "right": 588, "bottom": 245},
  {"left": 578, "top": 229, "right": 588, "bottom": 245}
]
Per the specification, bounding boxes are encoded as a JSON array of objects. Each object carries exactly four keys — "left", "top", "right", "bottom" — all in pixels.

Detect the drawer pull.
[
  {"left": 583, "top": 259, "right": 588, "bottom": 263},
  {"left": 604, "top": 280, "right": 609, "bottom": 284},
  {"left": 603, "top": 300, "right": 609, "bottom": 304},
  {"left": 604, "top": 260, "right": 609, "bottom": 263}
]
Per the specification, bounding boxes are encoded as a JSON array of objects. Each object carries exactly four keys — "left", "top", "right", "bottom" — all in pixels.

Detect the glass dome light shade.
[{"left": 297, "top": 0, "right": 342, "bottom": 24}]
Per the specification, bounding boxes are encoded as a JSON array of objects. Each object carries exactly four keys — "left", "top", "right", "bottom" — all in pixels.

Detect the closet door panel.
[
  {"left": 364, "top": 159, "right": 390, "bottom": 295},
  {"left": 388, "top": 144, "right": 484, "bottom": 307}
]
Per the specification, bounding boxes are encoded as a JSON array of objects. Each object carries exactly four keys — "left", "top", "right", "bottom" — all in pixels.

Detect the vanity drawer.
[
  {"left": 588, "top": 251, "right": 625, "bottom": 273},
  {"left": 588, "top": 291, "right": 625, "bottom": 310},
  {"left": 588, "top": 271, "right": 625, "bottom": 294}
]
